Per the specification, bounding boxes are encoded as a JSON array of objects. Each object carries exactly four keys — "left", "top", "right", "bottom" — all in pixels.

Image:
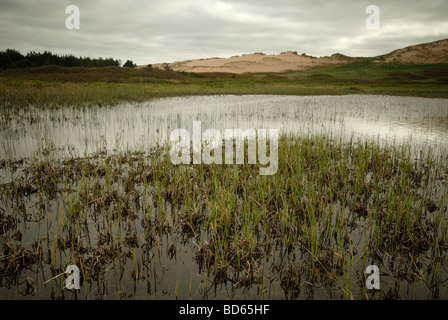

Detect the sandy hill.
[
  {"left": 374, "top": 38, "right": 448, "bottom": 64},
  {"left": 152, "top": 38, "right": 448, "bottom": 74},
  {"left": 155, "top": 51, "right": 356, "bottom": 74}
]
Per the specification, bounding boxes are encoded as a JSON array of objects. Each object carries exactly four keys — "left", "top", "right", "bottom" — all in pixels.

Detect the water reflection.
[{"left": 1, "top": 95, "right": 447, "bottom": 159}]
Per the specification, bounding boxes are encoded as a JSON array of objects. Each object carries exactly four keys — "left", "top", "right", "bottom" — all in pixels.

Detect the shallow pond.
[
  {"left": 1, "top": 95, "right": 448, "bottom": 160},
  {"left": 0, "top": 95, "right": 447, "bottom": 300}
]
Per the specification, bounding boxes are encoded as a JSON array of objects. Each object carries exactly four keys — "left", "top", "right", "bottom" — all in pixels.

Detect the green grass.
[
  {"left": 2, "top": 133, "right": 446, "bottom": 299},
  {"left": 286, "top": 60, "right": 448, "bottom": 82},
  {"left": 0, "top": 61, "right": 447, "bottom": 112},
  {"left": 1, "top": 77, "right": 447, "bottom": 113},
  {"left": 1, "top": 61, "right": 447, "bottom": 299}
]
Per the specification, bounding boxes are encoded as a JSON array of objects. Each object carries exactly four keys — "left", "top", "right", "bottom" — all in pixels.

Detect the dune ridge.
[{"left": 152, "top": 38, "right": 448, "bottom": 74}]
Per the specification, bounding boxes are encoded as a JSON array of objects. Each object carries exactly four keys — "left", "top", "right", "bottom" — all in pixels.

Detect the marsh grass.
[
  {"left": 1, "top": 132, "right": 447, "bottom": 299},
  {"left": 1, "top": 65, "right": 448, "bottom": 117}
]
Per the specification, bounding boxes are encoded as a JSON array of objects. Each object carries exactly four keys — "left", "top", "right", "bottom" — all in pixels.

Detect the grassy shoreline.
[
  {"left": 1, "top": 79, "right": 447, "bottom": 113},
  {"left": 2, "top": 78, "right": 448, "bottom": 108},
  {"left": 1, "top": 61, "right": 448, "bottom": 111}
]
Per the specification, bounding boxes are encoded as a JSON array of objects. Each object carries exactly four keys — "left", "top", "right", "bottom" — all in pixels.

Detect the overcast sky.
[{"left": 0, "top": 0, "right": 446, "bottom": 65}]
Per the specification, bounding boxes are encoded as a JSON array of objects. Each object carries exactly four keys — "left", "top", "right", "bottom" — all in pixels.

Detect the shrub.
[{"left": 123, "top": 60, "right": 136, "bottom": 68}]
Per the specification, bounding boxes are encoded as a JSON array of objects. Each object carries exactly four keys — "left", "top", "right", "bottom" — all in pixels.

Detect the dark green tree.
[
  {"left": 123, "top": 60, "right": 136, "bottom": 68},
  {"left": 0, "top": 49, "right": 121, "bottom": 69},
  {"left": 0, "top": 49, "right": 24, "bottom": 69}
]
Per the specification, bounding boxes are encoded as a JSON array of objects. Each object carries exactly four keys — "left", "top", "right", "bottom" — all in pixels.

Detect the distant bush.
[
  {"left": 162, "top": 63, "right": 173, "bottom": 71},
  {"left": 123, "top": 60, "right": 136, "bottom": 68}
]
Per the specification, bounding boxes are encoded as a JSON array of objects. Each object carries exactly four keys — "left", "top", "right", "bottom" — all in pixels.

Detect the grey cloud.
[{"left": 0, "top": 0, "right": 446, "bottom": 65}]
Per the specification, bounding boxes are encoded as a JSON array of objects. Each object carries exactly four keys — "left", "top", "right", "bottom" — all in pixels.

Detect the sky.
[{"left": 0, "top": 0, "right": 447, "bottom": 65}]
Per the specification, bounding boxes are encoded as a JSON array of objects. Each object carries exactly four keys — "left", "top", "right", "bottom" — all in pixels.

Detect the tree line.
[{"left": 0, "top": 49, "right": 126, "bottom": 69}]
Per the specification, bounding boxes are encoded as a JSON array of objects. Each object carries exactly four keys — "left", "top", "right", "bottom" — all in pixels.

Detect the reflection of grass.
[{"left": 1, "top": 134, "right": 447, "bottom": 299}]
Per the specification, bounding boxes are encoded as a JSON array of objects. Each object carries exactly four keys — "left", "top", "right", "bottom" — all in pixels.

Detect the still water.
[
  {"left": 1, "top": 95, "right": 448, "bottom": 160},
  {"left": 0, "top": 95, "right": 447, "bottom": 300}
]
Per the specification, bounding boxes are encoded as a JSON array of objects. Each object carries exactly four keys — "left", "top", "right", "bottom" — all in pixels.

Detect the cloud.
[{"left": 0, "top": 0, "right": 446, "bottom": 65}]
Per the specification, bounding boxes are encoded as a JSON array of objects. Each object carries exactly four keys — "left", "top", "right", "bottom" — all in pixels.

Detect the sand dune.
[
  {"left": 374, "top": 38, "right": 448, "bottom": 64},
  {"left": 152, "top": 38, "right": 448, "bottom": 74},
  {"left": 159, "top": 51, "right": 354, "bottom": 74}
]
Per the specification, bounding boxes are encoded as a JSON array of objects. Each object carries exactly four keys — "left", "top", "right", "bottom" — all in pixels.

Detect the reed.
[{"left": 0, "top": 130, "right": 447, "bottom": 299}]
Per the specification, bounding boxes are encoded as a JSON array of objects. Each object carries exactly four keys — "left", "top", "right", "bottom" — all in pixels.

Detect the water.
[
  {"left": 1, "top": 95, "right": 447, "bottom": 300},
  {"left": 1, "top": 95, "right": 448, "bottom": 160}
]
